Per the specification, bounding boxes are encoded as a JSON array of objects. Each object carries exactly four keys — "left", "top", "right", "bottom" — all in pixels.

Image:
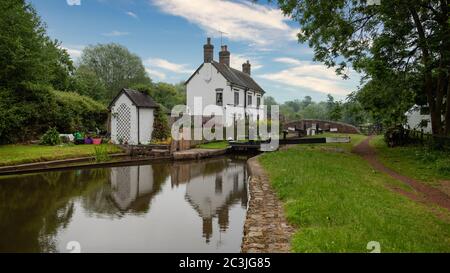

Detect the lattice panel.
[
  {"left": 116, "top": 103, "right": 131, "bottom": 143},
  {"left": 114, "top": 167, "right": 131, "bottom": 201}
]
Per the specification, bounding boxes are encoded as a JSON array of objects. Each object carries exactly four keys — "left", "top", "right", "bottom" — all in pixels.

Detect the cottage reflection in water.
[
  {"left": 171, "top": 160, "right": 248, "bottom": 243},
  {"left": 0, "top": 157, "right": 248, "bottom": 252}
]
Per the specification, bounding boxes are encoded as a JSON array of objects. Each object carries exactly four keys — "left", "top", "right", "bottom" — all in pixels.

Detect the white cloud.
[
  {"left": 67, "top": 0, "right": 81, "bottom": 6},
  {"left": 126, "top": 11, "right": 138, "bottom": 18},
  {"left": 273, "top": 57, "right": 302, "bottom": 66},
  {"left": 61, "top": 45, "right": 85, "bottom": 60},
  {"left": 258, "top": 60, "right": 357, "bottom": 96},
  {"left": 102, "top": 30, "right": 130, "bottom": 37},
  {"left": 150, "top": 0, "right": 298, "bottom": 47},
  {"left": 145, "top": 58, "right": 192, "bottom": 74},
  {"left": 145, "top": 68, "right": 166, "bottom": 80},
  {"left": 230, "top": 54, "right": 263, "bottom": 71}
]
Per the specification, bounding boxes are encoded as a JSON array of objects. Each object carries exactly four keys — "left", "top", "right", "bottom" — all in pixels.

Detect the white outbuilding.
[
  {"left": 109, "top": 88, "right": 159, "bottom": 145},
  {"left": 404, "top": 105, "right": 432, "bottom": 134}
]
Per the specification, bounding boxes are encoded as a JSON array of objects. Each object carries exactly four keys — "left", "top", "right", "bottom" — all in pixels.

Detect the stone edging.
[
  {"left": 172, "top": 148, "right": 227, "bottom": 160},
  {"left": 241, "top": 154, "right": 295, "bottom": 253},
  {"left": 0, "top": 148, "right": 228, "bottom": 176},
  {"left": 0, "top": 153, "right": 127, "bottom": 172}
]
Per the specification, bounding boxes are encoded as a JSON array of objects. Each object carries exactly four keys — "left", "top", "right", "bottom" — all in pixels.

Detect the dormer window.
[{"left": 216, "top": 88, "right": 223, "bottom": 106}]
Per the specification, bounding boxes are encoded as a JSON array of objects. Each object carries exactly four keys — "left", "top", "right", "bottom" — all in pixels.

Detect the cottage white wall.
[
  {"left": 139, "top": 108, "right": 154, "bottom": 144},
  {"left": 187, "top": 64, "right": 265, "bottom": 124},
  {"left": 110, "top": 165, "right": 154, "bottom": 210},
  {"left": 187, "top": 63, "right": 229, "bottom": 115},
  {"left": 405, "top": 107, "right": 433, "bottom": 134},
  {"left": 110, "top": 166, "right": 139, "bottom": 210},
  {"left": 110, "top": 94, "right": 138, "bottom": 145},
  {"left": 223, "top": 86, "right": 245, "bottom": 125},
  {"left": 185, "top": 163, "right": 245, "bottom": 219}
]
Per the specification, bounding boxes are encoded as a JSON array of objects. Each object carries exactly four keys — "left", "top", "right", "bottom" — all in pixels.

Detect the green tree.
[
  {"left": 132, "top": 82, "right": 185, "bottom": 111},
  {"left": 79, "top": 43, "right": 151, "bottom": 102},
  {"left": 300, "top": 96, "right": 313, "bottom": 108},
  {"left": 0, "top": 0, "right": 73, "bottom": 89},
  {"left": 326, "top": 94, "right": 343, "bottom": 121},
  {"left": 0, "top": 1, "right": 106, "bottom": 143},
  {"left": 151, "top": 107, "right": 170, "bottom": 141},
  {"left": 276, "top": 0, "right": 450, "bottom": 134},
  {"left": 70, "top": 65, "right": 108, "bottom": 102},
  {"left": 340, "top": 96, "right": 370, "bottom": 126}
]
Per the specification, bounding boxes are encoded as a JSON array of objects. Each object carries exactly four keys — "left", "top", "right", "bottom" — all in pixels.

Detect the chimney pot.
[
  {"left": 242, "top": 60, "right": 251, "bottom": 75},
  {"left": 219, "top": 45, "right": 230, "bottom": 67},
  {"left": 203, "top": 37, "right": 214, "bottom": 63}
]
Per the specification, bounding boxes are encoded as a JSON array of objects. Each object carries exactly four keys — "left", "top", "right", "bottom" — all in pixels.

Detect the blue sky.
[{"left": 29, "top": 0, "right": 361, "bottom": 102}]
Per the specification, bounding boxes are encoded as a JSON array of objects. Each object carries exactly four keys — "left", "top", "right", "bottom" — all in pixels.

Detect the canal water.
[{"left": 0, "top": 156, "right": 249, "bottom": 253}]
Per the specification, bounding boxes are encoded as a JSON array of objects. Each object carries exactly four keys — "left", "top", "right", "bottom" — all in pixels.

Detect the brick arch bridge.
[{"left": 284, "top": 119, "right": 360, "bottom": 134}]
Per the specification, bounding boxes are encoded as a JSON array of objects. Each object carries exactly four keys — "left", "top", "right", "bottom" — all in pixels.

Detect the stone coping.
[
  {"left": 0, "top": 153, "right": 127, "bottom": 172},
  {"left": 172, "top": 148, "right": 227, "bottom": 160},
  {"left": 0, "top": 148, "right": 229, "bottom": 176},
  {"left": 0, "top": 155, "right": 173, "bottom": 176},
  {"left": 241, "top": 154, "right": 295, "bottom": 253}
]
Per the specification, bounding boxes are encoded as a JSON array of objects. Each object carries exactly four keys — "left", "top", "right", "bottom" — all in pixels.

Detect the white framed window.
[
  {"left": 234, "top": 92, "right": 239, "bottom": 106},
  {"left": 247, "top": 93, "right": 252, "bottom": 106},
  {"left": 216, "top": 88, "right": 223, "bottom": 106}
]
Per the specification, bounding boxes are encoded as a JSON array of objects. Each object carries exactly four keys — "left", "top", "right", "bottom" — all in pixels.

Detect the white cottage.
[
  {"left": 185, "top": 38, "right": 265, "bottom": 122},
  {"left": 404, "top": 105, "right": 433, "bottom": 133},
  {"left": 109, "top": 88, "right": 158, "bottom": 145}
]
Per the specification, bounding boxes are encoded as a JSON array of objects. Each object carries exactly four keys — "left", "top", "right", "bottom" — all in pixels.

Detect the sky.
[{"left": 29, "top": 0, "right": 362, "bottom": 103}]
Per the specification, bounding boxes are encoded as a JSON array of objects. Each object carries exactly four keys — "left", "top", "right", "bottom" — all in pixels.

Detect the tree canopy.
[
  {"left": 0, "top": 0, "right": 73, "bottom": 90},
  {"left": 276, "top": 0, "right": 449, "bottom": 134},
  {"left": 0, "top": 0, "right": 105, "bottom": 143},
  {"left": 269, "top": 95, "right": 368, "bottom": 125},
  {"left": 78, "top": 43, "right": 151, "bottom": 102}
]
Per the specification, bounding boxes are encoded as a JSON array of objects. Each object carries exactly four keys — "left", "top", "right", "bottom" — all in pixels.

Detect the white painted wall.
[
  {"left": 111, "top": 94, "right": 138, "bottom": 144},
  {"left": 111, "top": 93, "right": 155, "bottom": 145},
  {"left": 185, "top": 163, "right": 245, "bottom": 219},
  {"left": 139, "top": 108, "right": 154, "bottom": 144},
  {"left": 110, "top": 165, "right": 154, "bottom": 210},
  {"left": 187, "top": 63, "right": 229, "bottom": 114},
  {"left": 186, "top": 63, "right": 265, "bottom": 123},
  {"left": 405, "top": 106, "right": 432, "bottom": 134}
]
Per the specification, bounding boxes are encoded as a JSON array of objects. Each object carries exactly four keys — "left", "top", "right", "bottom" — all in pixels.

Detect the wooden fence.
[{"left": 402, "top": 129, "right": 450, "bottom": 150}]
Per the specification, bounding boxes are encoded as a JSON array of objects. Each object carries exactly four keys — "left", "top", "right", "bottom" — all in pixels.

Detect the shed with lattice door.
[{"left": 109, "top": 88, "right": 159, "bottom": 145}]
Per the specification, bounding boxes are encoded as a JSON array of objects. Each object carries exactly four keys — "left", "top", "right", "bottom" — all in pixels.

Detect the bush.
[
  {"left": 52, "top": 90, "right": 107, "bottom": 133},
  {"left": 384, "top": 125, "right": 410, "bottom": 147},
  {"left": 0, "top": 83, "right": 108, "bottom": 144},
  {"left": 40, "top": 127, "right": 61, "bottom": 145},
  {"left": 151, "top": 107, "right": 170, "bottom": 141}
]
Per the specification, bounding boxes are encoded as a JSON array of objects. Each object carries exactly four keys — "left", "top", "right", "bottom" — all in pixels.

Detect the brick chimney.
[
  {"left": 219, "top": 45, "right": 230, "bottom": 66},
  {"left": 242, "top": 60, "right": 251, "bottom": 75},
  {"left": 203, "top": 37, "right": 214, "bottom": 63}
]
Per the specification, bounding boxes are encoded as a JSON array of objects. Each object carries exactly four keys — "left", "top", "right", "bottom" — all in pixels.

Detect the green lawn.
[
  {"left": 259, "top": 135, "right": 450, "bottom": 252},
  {"left": 371, "top": 135, "right": 450, "bottom": 187},
  {"left": 0, "top": 144, "right": 123, "bottom": 166},
  {"left": 196, "top": 141, "right": 229, "bottom": 149}
]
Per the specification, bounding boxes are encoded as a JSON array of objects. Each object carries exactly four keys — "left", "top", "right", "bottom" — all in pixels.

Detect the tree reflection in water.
[{"left": 0, "top": 156, "right": 248, "bottom": 252}]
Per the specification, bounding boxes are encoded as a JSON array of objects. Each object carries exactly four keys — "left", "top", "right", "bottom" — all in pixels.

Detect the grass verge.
[
  {"left": 0, "top": 144, "right": 122, "bottom": 166},
  {"left": 197, "top": 141, "right": 229, "bottom": 149},
  {"left": 259, "top": 135, "right": 450, "bottom": 252},
  {"left": 371, "top": 135, "right": 450, "bottom": 187}
]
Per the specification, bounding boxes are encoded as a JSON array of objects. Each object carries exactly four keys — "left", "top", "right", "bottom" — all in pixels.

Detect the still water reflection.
[{"left": 0, "top": 156, "right": 248, "bottom": 252}]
